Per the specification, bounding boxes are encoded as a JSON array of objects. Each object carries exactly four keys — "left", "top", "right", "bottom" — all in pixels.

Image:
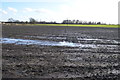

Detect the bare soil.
[{"left": 2, "top": 25, "right": 120, "bottom": 80}]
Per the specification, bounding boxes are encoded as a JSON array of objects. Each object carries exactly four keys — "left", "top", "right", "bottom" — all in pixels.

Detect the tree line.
[
  {"left": 6, "top": 18, "right": 57, "bottom": 24},
  {"left": 3, "top": 18, "right": 106, "bottom": 25},
  {"left": 62, "top": 20, "right": 104, "bottom": 25}
]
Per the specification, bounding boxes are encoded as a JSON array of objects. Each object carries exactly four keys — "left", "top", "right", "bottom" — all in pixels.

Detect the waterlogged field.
[{"left": 1, "top": 25, "right": 120, "bottom": 79}]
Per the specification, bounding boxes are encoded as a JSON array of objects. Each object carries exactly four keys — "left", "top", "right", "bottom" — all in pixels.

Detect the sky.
[{"left": 0, "top": 0, "right": 119, "bottom": 24}]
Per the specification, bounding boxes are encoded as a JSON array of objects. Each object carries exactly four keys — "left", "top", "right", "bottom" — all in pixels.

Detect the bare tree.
[
  {"left": 8, "top": 18, "right": 15, "bottom": 22},
  {"left": 29, "top": 18, "right": 37, "bottom": 24}
]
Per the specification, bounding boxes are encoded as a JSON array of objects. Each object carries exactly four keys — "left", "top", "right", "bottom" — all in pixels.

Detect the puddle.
[
  {"left": 0, "top": 38, "right": 118, "bottom": 48},
  {"left": 0, "top": 38, "right": 80, "bottom": 47}
]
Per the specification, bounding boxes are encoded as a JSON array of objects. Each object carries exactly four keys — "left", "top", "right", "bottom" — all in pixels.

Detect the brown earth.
[{"left": 2, "top": 25, "right": 120, "bottom": 80}]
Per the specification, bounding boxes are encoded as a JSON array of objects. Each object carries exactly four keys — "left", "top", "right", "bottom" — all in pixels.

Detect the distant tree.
[
  {"left": 29, "top": 18, "right": 37, "bottom": 24},
  {"left": 25, "top": 21, "right": 28, "bottom": 24},
  {"left": 88, "top": 21, "right": 92, "bottom": 24},
  {"left": 68, "top": 20, "right": 72, "bottom": 24},
  {"left": 72, "top": 20, "right": 76, "bottom": 24},
  {"left": 8, "top": 18, "right": 20, "bottom": 23},
  {"left": 97, "top": 22, "right": 101, "bottom": 24},
  {"left": 8, "top": 18, "right": 15, "bottom": 22},
  {"left": 76, "top": 20, "right": 79, "bottom": 24},
  {"left": 62, "top": 20, "right": 68, "bottom": 24}
]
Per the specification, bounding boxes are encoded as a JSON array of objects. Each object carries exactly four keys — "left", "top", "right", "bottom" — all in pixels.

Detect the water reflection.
[
  {"left": 0, "top": 38, "right": 118, "bottom": 48},
  {"left": 0, "top": 38, "right": 80, "bottom": 47}
]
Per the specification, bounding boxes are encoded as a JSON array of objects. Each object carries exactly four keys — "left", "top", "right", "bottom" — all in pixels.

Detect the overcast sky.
[{"left": 0, "top": 0, "right": 119, "bottom": 24}]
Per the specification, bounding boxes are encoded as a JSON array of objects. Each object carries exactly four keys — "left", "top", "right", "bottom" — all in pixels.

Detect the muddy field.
[{"left": 1, "top": 25, "right": 120, "bottom": 79}]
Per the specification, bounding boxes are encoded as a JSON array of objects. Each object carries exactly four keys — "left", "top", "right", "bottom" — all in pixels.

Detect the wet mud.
[{"left": 2, "top": 25, "right": 120, "bottom": 79}]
